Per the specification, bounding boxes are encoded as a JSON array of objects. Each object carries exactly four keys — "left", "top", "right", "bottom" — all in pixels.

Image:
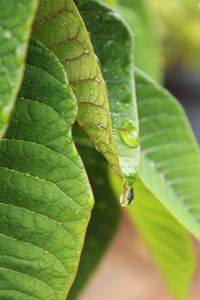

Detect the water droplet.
[
  {"left": 119, "top": 121, "right": 139, "bottom": 148},
  {"left": 120, "top": 187, "right": 134, "bottom": 207}
]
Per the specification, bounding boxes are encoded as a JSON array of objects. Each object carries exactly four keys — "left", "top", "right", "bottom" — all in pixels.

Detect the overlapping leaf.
[
  {"left": 129, "top": 179, "right": 195, "bottom": 300},
  {"left": 0, "top": 0, "right": 38, "bottom": 139},
  {"left": 66, "top": 1, "right": 140, "bottom": 297},
  {"left": 133, "top": 69, "right": 200, "bottom": 298},
  {"left": 0, "top": 39, "right": 93, "bottom": 299},
  {"left": 32, "top": 0, "right": 123, "bottom": 181},
  {"left": 136, "top": 69, "right": 200, "bottom": 240},
  {"left": 75, "top": 0, "right": 140, "bottom": 204},
  {"left": 68, "top": 126, "right": 120, "bottom": 299},
  {"left": 67, "top": 2, "right": 200, "bottom": 298}
]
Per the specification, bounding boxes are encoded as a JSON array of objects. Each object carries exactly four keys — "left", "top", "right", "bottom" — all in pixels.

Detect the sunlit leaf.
[
  {"left": 32, "top": 0, "right": 122, "bottom": 181},
  {"left": 75, "top": 0, "right": 140, "bottom": 204}
]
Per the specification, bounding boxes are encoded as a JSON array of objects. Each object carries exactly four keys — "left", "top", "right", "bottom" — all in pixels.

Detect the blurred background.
[{"left": 79, "top": 0, "right": 200, "bottom": 299}]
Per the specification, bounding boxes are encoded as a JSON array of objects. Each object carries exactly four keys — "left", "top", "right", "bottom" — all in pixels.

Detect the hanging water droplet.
[
  {"left": 127, "top": 187, "right": 134, "bottom": 205},
  {"left": 119, "top": 121, "right": 139, "bottom": 148},
  {"left": 120, "top": 187, "right": 134, "bottom": 207}
]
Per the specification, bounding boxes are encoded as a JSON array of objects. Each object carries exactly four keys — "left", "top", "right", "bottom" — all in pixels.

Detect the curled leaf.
[
  {"left": 32, "top": 0, "right": 121, "bottom": 179},
  {"left": 75, "top": 0, "right": 140, "bottom": 204}
]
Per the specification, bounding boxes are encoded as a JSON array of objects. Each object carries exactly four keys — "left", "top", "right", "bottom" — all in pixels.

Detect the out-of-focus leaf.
[
  {"left": 117, "top": 0, "right": 163, "bottom": 81},
  {"left": 0, "top": 0, "right": 38, "bottom": 138},
  {"left": 131, "top": 179, "right": 195, "bottom": 300},
  {"left": 32, "top": 0, "right": 123, "bottom": 182},
  {"left": 68, "top": 126, "right": 120, "bottom": 300},
  {"left": 136, "top": 68, "right": 200, "bottom": 240},
  {"left": 110, "top": 67, "right": 199, "bottom": 300},
  {"left": 75, "top": 0, "right": 140, "bottom": 204},
  {"left": 0, "top": 39, "right": 93, "bottom": 299},
  {"left": 147, "top": 0, "right": 200, "bottom": 70},
  {"left": 102, "top": 0, "right": 116, "bottom": 6}
]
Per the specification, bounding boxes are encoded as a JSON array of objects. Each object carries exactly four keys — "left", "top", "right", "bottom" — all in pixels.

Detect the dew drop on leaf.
[{"left": 119, "top": 121, "right": 139, "bottom": 148}]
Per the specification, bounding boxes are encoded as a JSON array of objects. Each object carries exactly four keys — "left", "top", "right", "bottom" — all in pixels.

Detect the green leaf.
[
  {"left": 0, "top": 39, "right": 93, "bottom": 299},
  {"left": 32, "top": 0, "right": 122, "bottom": 182},
  {"left": 136, "top": 68, "right": 200, "bottom": 240},
  {"left": 0, "top": 0, "right": 38, "bottom": 139},
  {"left": 117, "top": 0, "right": 163, "bottom": 81},
  {"left": 102, "top": 0, "right": 116, "bottom": 6},
  {"left": 68, "top": 126, "right": 120, "bottom": 299},
  {"left": 75, "top": 0, "right": 140, "bottom": 204},
  {"left": 110, "top": 68, "right": 199, "bottom": 300},
  {"left": 130, "top": 179, "right": 195, "bottom": 300}
]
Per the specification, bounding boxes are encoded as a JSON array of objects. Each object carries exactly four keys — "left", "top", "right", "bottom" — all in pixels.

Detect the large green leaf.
[
  {"left": 32, "top": 0, "right": 123, "bottom": 183},
  {"left": 110, "top": 170, "right": 196, "bottom": 300},
  {"left": 0, "top": 39, "right": 93, "bottom": 299},
  {"left": 66, "top": 1, "right": 140, "bottom": 296},
  {"left": 75, "top": 0, "right": 140, "bottom": 205},
  {"left": 130, "top": 179, "right": 195, "bottom": 300},
  {"left": 108, "top": 68, "right": 200, "bottom": 300},
  {"left": 136, "top": 68, "right": 200, "bottom": 239},
  {"left": 117, "top": 0, "right": 163, "bottom": 81},
  {"left": 0, "top": 0, "right": 38, "bottom": 139},
  {"left": 108, "top": 64, "right": 199, "bottom": 299},
  {"left": 68, "top": 126, "right": 120, "bottom": 299}
]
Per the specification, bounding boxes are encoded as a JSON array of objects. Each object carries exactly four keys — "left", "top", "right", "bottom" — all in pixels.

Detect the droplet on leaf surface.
[{"left": 119, "top": 121, "right": 139, "bottom": 148}]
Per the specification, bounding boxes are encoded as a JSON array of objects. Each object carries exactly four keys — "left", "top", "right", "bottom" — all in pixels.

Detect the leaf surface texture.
[
  {"left": 0, "top": 39, "right": 93, "bottom": 300},
  {"left": 0, "top": 0, "right": 38, "bottom": 138}
]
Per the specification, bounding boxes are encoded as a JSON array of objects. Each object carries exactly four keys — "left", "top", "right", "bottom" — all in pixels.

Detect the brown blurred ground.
[{"left": 79, "top": 214, "right": 200, "bottom": 300}]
